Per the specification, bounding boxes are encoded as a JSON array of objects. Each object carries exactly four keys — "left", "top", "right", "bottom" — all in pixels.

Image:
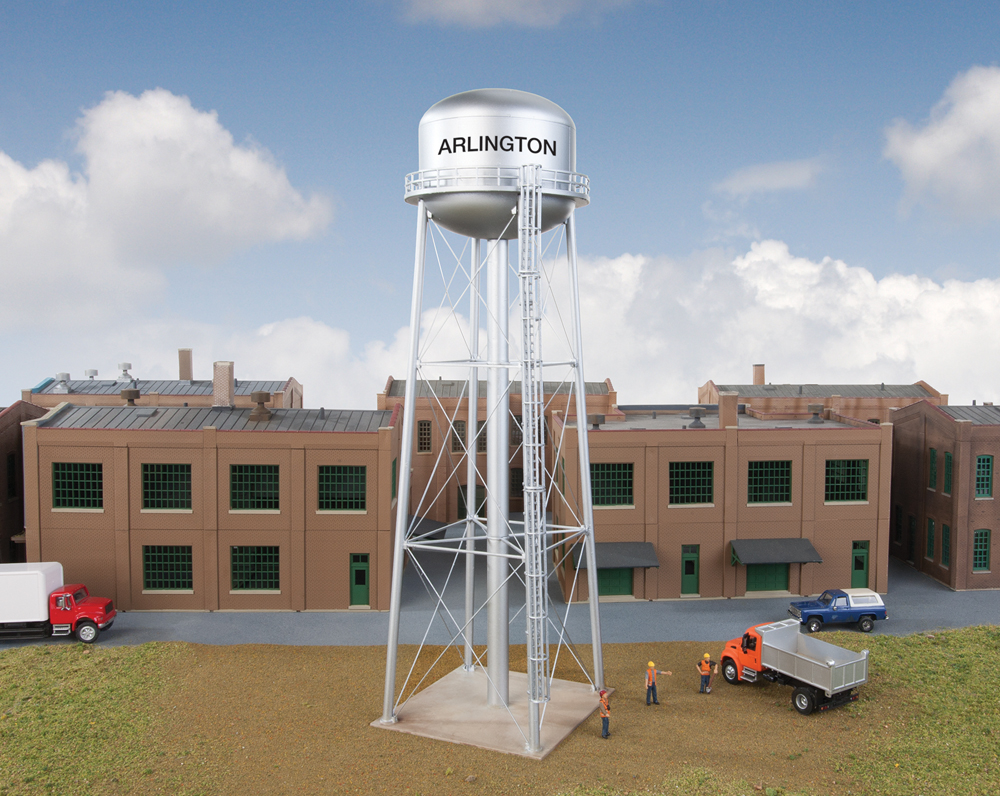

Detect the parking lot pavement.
[{"left": 3, "top": 556, "right": 997, "bottom": 650}]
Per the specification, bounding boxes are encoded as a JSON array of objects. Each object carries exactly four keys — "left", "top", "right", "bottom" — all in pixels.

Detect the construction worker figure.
[
  {"left": 698, "top": 653, "right": 719, "bottom": 693},
  {"left": 645, "top": 661, "right": 672, "bottom": 705},
  {"left": 599, "top": 689, "right": 610, "bottom": 738}
]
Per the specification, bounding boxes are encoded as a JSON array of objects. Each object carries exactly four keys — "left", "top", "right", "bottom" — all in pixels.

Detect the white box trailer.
[{"left": 0, "top": 562, "right": 64, "bottom": 623}]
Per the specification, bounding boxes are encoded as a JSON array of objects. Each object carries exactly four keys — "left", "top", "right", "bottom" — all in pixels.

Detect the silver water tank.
[{"left": 405, "top": 89, "right": 589, "bottom": 239}]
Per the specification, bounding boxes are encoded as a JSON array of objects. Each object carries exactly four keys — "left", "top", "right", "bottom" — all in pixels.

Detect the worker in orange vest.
[
  {"left": 599, "top": 689, "right": 610, "bottom": 738},
  {"left": 697, "top": 653, "right": 719, "bottom": 693},
  {"left": 645, "top": 661, "right": 672, "bottom": 706}
]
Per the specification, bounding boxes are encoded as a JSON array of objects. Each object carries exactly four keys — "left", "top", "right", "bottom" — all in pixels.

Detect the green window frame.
[
  {"left": 417, "top": 420, "right": 432, "bottom": 453},
  {"left": 973, "top": 529, "right": 991, "bottom": 572},
  {"left": 391, "top": 458, "right": 397, "bottom": 500},
  {"left": 477, "top": 420, "right": 487, "bottom": 453},
  {"left": 52, "top": 462, "right": 103, "bottom": 509},
  {"left": 591, "top": 463, "right": 634, "bottom": 506},
  {"left": 230, "top": 464, "right": 279, "bottom": 510},
  {"left": 747, "top": 460, "right": 791, "bottom": 504},
  {"left": 825, "top": 459, "right": 868, "bottom": 502},
  {"left": 926, "top": 518, "right": 935, "bottom": 560},
  {"left": 669, "top": 461, "right": 714, "bottom": 505},
  {"left": 451, "top": 420, "right": 467, "bottom": 453},
  {"left": 231, "top": 546, "right": 280, "bottom": 591},
  {"left": 510, "top": 416, "right": 523, "bottom": 446},
  {"left": 318, "top": 465, "right": 366, "bottom": 511},
  {"left": 928, "top": 448, "right": 937, "bottom": 489},
  {"left": 942, "top": 524, "right": 951, "bottom": 567},
  {"left": 943, "top": 452, "right": 953, "bottom": 495},
  {"left": 510, "top": 466, "right": 524, "bottom": 498},
  {"left": 143, "top": 545, "right": 192, "bottom": 590},
  {"left": 142, "top": 463, "right": 192, "bottom": 510},
  {"left": 976, "top": 455, "right": 993, "bottom": 498}
]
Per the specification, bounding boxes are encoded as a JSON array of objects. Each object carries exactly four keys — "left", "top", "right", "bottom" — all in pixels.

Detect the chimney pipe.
[
  {"left": 249, "top": 391, "right": 272, "bottom": 422},
  {"left": 753, "top": 364, "right": 765, "bottom": 385},
  {"left": 213, "top": 361, "right": 235, "bottom": 408},
  {"left": 179, "top": 348, "right": 193, "bottom": 381}
]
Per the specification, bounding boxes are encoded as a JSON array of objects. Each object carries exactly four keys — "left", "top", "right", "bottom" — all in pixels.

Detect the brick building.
[
  {"left": 0, "top": 401, "right": 48, "bottom": 562},
  {"left": 890, "top": 401, "right": 999, "bottom": 590}
]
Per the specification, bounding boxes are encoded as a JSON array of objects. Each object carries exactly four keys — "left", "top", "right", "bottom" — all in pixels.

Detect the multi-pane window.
[
  {"left": 510, "top": 467, "right": 524, "bottom": 497},
  {"left": 928, "top": 448, "right": 937, "bottom": 489},
  {"left": 318, "top": 465, "right": 366, "bottom": 511},
  {"left": 825, "top": 459, "right": 868, "bottom": 502},
  {"left": 591, "top": 463, "right": 634, "bottom": 506},
  {"left": 6, "top": 452, "right": 16, "bottom": 499},
  {"left": 451, "top": 420, "right": 467, "bottom": 453},
  {"left": 669, "top": 461, "right": 714, "bottom": 505},
  {"left": 976, "top": 456, "right": 993, "bottom": 498},
  {"left": 943, "top": 452, "right": 953, "bottom": 495},
  {"left": 52, "top": 463, "right": 103, "bottom": 509},
  {"left": 143, "top": 545, "right": 192, "bottom": 590},
  {"left": 973, "top": 529, "right": 991, "bottom": 571},
  {"left": 747, "top": 461, "right": 791, "bottom": 504},
  {"left": 142, "top": 463, "right": 192, "bottom": 509},
  {"left": 942, "top": 524, "right": 951, "bottom": 567},
  {"left": 231, "top": 546, "right": 280, "bottom": 590},
  {"left": 510, "top": 416, "right": 523, "bottom": 446},
  {"left": 230, "top": 465, "right": 279, "bottom": 510},
  {"left": 926, "top": 519, "right": 935, "bottom": 560},
  {"left": 417, "top": 420, "right": 432, "bottom": 453},
  {"left": 477, "top": 421, "right": 487, "bottom": 453}
]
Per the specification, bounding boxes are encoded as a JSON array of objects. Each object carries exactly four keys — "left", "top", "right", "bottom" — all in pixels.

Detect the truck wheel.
[
  {"left": 722, "top": 659, "right": 740, "bottom": 685},
  {"left": 75, "top": 622, "right": 99, "bottom": 644},
  {"left": 858, "top": 616, "right": 875, "bottom": 633},
  {"left": 792, "top": 686, "right": 816, "bottom": 715},
  {"left": 806, "top": 617, "right": 823, "bottom": 633}
]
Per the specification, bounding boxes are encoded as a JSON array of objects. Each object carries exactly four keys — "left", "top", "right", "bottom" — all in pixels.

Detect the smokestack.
[
  {"left": 753, "top": 364, "right": 765, "bottom": 386},
  {"left": 179, "top": 348, "right": 193, "bottom": 381},
  {"left": 213, "top": 361, "right": 235, "bottom": 408}
]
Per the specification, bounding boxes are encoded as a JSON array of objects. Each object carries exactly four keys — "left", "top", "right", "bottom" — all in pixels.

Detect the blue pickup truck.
[{"left": 788, "top": 588, "right": 887, "bottom": 633}]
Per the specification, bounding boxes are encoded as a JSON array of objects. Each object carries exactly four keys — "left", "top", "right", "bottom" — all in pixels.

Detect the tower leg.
[{"left": 464, "top": 239, "right": 481, "bottom": 671}]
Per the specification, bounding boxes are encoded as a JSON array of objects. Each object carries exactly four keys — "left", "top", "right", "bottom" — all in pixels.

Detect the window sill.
[
  {"left": 972, "top": 570, "right": 991, "bottom": 574},
  {"left": 746, "top": 502, "right": 793, "bottom": 507},
  {"left": 229, "top": 590, "right": 281, "bottom": 595},
  {"left": 668, "top": 503, "right": 715, "bottom": 508},
  {"left": 52, "top": 507, "right": 104, "bottom": 513},
  {"left": 141, "top": 509, "right": 193, "bottom": 514},
  {"left": 316, "top": 509, "right": 368, "bottom": 515},
  {"left": 594, "top": 504, "right": 635, "bottom": 510},
  {"left": 975, "top": 496, "right": 994, "bottom": 501},
  {"left": 823, "top": 500, "right": 869, "bottom": 506},
  {"left": 142, "top": 589, "right": 194, "bottom": 595},
  {"left": 229, "top": 509, "right": 281, "bottom": 514}
]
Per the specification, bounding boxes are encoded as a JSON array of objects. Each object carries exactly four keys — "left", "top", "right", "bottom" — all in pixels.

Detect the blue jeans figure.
[
  {"left": 646, "top": 684, "right": 658, "bottom": 705},
  {"left": 700, "top": 674, "right": 711, "bottom": 692},
  {"left": 602, "top": 716, "right": 609, "bottom": 738}
]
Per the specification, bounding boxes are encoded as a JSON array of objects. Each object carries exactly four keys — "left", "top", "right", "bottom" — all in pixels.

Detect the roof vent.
[
  {"left": 52, "top": 373, "right": 71, "bottom": 394},
  {"left": 880, "top": 382, "right": 885, "bottom": 391},
  {"left": 249, "top": 391, "right": 272, "bottom": 422},
  {"left": 319, "top": 407, "right": 326, "bottom": 420},
  {"left": 85, "top": 369, "right": 98, "bottom": 380},
  {"left": 117, "top": 363, "right": 133, "bottom": 383},
  {"left": 808, "top": 403, "right": 825, "bottom": 424},
  {"left": 121, "top": 388, "right": 140, "bottom": 406},
  {"left": 587, "top": 413, "right": 605, "bottom": 430},
  {"left": 688, "top": 407, "right": 706, "bottom": 429},
  {"left": 798, "top": 385, "right": 803, "bottom": 394}
]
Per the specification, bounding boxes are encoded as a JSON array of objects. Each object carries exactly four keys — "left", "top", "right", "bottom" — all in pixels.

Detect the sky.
[{"left": 2, "top": 1, "right": 1000, "bottom": 408}]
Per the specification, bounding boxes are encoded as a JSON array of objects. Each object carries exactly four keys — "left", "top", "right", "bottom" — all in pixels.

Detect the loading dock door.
[
  {"left": 597, "top": 568, "right": 633, "bottom": 595},
  {"left": 746, "top": 563, "right": 789, "bottom": 591}
]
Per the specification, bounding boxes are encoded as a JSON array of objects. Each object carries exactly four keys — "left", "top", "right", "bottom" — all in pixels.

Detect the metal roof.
[
  {"left": 38, "top": 406, "right": 393, "bottom": 433},
  {"left": 714, "top": 383, "right": 932, "bottom": 399},
  {"left": 387, "top": 379, "right": 609, "bottom": 398},
  {"left": 939, "top": 405, "right": 1000, "bottom": 425},
  {"left": 573, "top": 542, "right": 660, "bottom": 570},
  {"left": 34, "top": 378, "right": 292, "bottom": 396},
  {"left": 730, "top": 538, "right": 823, "bottom": 565}
]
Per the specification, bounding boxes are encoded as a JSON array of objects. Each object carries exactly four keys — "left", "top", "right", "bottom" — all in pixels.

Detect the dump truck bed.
[{"left": 758, "top": 618, "right": 869, "bottom": 697}]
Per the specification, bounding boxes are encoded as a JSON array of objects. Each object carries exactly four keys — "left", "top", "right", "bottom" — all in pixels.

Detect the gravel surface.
[{"left": 147, "top": 641, "right": 878, "bottom": 796}]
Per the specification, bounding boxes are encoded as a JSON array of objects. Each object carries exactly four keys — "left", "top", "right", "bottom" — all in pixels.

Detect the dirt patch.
[{"left": 146, "top": 641, "right": 874, "bottom": 795}]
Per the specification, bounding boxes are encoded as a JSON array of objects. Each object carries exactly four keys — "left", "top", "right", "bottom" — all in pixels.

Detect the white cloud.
[
  {"left": 0, "top": 89, "right": 332, "bottom": 329},
  {"left": 884, "top": 65, "right": 1000, "bottom": 220},
  {"left": 399, "top": 0, "right": 632, "bottom": 28},
  {"left": 713, "top": 158, "right": 824, "bottom": 198}
]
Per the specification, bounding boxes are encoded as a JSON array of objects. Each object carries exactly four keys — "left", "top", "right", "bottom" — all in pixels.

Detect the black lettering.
[
  {"left": 453, "top": 137, "right": 467, "bottom": 153},
  {"left": 515, "top": 136, "right": 527, "bottom": 152},
  {"left": 484, "top": 135, "right": 498, "bottom": 152},
  {"left": 543, "top": 140, "right": 556, "bottom": 157},
  {"left": 527, "top": 137, "right": 542, "bottom": 154},
  {"left": 438, "top": 139, "right": 452, "bottom": 155},
  {"left": 500, "top": 135, "right": 514, "bottom": 152},
  {"left": 468, "top": 136, "right": 480, "bottom": 153}
]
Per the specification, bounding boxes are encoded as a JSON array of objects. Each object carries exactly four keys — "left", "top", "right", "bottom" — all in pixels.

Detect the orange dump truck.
[{"left": 720, "top": 618, "right": 869, "bottom": 715}]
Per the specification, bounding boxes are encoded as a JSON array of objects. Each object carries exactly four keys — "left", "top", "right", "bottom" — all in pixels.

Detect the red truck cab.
[{"left": 49, "top": 584, "right": 116, "bottom": 643}]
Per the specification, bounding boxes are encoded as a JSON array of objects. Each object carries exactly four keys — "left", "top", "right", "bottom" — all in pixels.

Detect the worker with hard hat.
[
  {"left": 697, "top": 653, "right": 719, "bottom": 694},
  {"left": 599, "top": 689, "right": 611, "bottom": 738},
  {"left": 644, "top": 660, "right": 672, "bottom": 706}
]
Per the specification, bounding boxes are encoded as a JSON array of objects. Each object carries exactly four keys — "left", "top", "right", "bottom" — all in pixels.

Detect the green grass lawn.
[{"left": 1, "top": 627, "right": 998, "bottom": 795}]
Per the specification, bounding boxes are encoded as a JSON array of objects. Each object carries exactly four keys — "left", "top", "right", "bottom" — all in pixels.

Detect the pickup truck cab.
[{"left": 788, "top": 588, "right": 887, "bottom": 633}]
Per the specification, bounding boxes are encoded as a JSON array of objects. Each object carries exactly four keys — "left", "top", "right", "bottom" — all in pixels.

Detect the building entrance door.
[
  {"left": 746, "top": 563, "right": 789, "bottom": 591},
  {"left": 350, "top": 554, "right": 370, "bottom": 606},
  {"left": 681, "top": 545, "right": 700, "bottom": 594},
  {"left": 851, "top": 541, "right": 869, "bottom": 588}
]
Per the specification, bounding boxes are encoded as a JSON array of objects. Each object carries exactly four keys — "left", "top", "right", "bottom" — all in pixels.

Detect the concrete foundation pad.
[{"left": 372, "top": 666, "right": 606, "bottom": 759}]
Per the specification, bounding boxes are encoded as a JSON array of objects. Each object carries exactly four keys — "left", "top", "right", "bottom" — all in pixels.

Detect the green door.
[
  {"left": 597, "top": 568, "right": 633, "bottom": 596},
  {"left": 457, "top": 485, "right": 487, "bottom": 519},
  {"left": 350, "top": 554, "right": 369, "bottom": 606},
  {"left": 681, "top": 545, "right": 700, "bottom": 594},
  {"left": 851, "top": 541, "right": 870, "bottom": 588},
  {"left": 746, "top": 563, "right": 789, "bottom": 591}
]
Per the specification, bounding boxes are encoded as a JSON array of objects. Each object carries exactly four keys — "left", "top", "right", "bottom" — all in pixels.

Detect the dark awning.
[
  {"left": 573, "top": 542, "right": 660, "bottom": 570},
  {"left": 730, "top": 538, "right": 823, "bottom": 565}
]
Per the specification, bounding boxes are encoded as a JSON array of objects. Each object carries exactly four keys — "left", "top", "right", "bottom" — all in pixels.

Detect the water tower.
[{"left": 379, "top": 89, "right": 604, "bottom": 756}]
